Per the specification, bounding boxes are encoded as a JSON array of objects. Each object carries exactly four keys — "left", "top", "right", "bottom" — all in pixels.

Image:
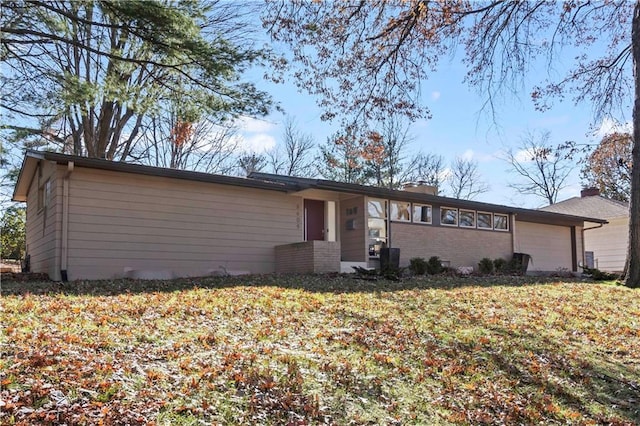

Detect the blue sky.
[{"left": 235, "top": 39, "right": 631, "bottom": 209}]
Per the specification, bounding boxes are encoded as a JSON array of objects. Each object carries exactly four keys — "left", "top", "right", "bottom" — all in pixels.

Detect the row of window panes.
[
  {"left": 367, "top": 199, "right": 388, "bottom": 257},
  {"left": 388, "top": 200, "right": 508, "bottom": 231}
]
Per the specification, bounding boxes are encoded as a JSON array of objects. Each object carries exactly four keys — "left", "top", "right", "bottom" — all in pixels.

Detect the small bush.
[
  {"left": 409, "top": 257, "right": 428, "bottom": 275},
  {"left": 582, "top": 266, "right": 618, "bottom": 281},
  {"left": 507, "top": 258, "right": 524, "bottom": 275},
  {"left": 426, "top": 256, "right": 443, "bottom": 275},
  {"left": 478, "top": 258, "right": 494, "bottom": 275},
  {"left": 493, "top": 258, "right": 508, "bottom": 273}
]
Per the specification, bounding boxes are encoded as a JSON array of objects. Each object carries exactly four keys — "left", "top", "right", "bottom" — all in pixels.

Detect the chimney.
[
  {"left": 581, "top": 187, "right": 600, "bottom": 197},
  {"left": 401, "top": 181, "right": 437, "bottom": 195}
]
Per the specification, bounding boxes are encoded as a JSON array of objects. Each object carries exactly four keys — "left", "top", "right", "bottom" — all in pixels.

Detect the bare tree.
[
  {"left": 404, "top": 153, "right": 446, "bottom": 193},
  {"left": 364, "top": 116, "right": 416, "bottom": 189},
  {"left": 447, "top": 157, "right": 489, "bottom": 200},
  {"left": 133, "top": 112, "right": 239, "bottom": 174},
  {"left": 266, "top": 117, "right": 315, "bottom": 177},
  {"left": 505, "top": 131, "right": 574, "bottom": 205},
  {"left": 316, "top": 131, "right": 368, "bottom": 184},
  {"left": 238, "top": 152, "right": 267, "bottom": 176}
]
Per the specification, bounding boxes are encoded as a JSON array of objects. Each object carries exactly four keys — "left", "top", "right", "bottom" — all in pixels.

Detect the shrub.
[
  {"left": 493, "top": 258, "right": 508, "bottom": 273},
  {"left": 1, "top": 206, "right": 26, "bottom": 260},
  {"left": 582, "top": 266, "right": 618, "bottom": 281},
  {"left": 409, "top": 257, "right": 428, "bottom": 275},
  {"left": 478, "top": 258, "right": 494, "bottom": 275},
  {"left": 426, "top": 256, "right": 443, "bottom": 275}
]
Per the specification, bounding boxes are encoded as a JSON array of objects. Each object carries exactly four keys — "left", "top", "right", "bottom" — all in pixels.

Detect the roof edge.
[{"left": 12, "top": 151, "right": 292, "bottom": 202}]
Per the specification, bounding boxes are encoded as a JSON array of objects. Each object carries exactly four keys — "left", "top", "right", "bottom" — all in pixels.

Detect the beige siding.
[
  {"left": 65, "top": 167, "right": 302, "bottom": 280},
  {"left": 391, "top": 222, "right": 512, "bottom": 269},
  {"left": 515, "top": 221, "right": 576, "bottom": 272},
  {"left": 25, "top": 161, "right": 62, "bottom": 280},
  {"left": 585, "top": 217, "right": 628, "bottom": 272},
  {"left": 339, "top": 196, "right": 366, "bottom": 262}
]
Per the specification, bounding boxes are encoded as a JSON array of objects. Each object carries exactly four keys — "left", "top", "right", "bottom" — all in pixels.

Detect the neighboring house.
[
  {"left": 541, "top": 188, "right": 629, "bottom": 273},
  {"left": 13, "top": 151, "right": 606, "bottom": 281}
]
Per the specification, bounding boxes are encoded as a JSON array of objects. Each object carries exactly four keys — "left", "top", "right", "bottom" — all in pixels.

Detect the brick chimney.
[
  {"left": 581, "top": 187, "right": 600, "bottom": 197},
  {"left": 402, "top": 181, "right": 437, "bottom": 195}
]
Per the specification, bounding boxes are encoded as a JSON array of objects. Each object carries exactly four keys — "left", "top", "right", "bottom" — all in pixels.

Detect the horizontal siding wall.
[
  {"left": 585, "top": 217, "right": 628, "bottom": 272},
  {"left": 66, "top": 167, "right": 302, "bottom": 280},
  {"left": 25, "top": 161, "right": 61, "bottom": 280},
  {"left": 391, "top": 222, "right": 512, "bottom": 269},
  {"left": 515, "top": 221, "right": 572, "bottom": 272}
]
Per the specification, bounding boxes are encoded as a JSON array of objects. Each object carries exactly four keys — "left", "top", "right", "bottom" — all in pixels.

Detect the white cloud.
[
  {"left": 513, "top": 148, "right": 537, "bottom": 163},
  {"left": 460, "top": 148, "right": 498, "bottom": 163},
  {"left": 233, "top": 133, "right": 276, "bottom": 153},
  {"left": 431, "top": 91, "right": 441, "bottom": 101},
  {"left": 512, "top": 146, "right": 558, "bottom": 163},
  {"left": 439, "top": 167, "right": 452, "bottom": 181},
  {"left": 231, "top": 116, "right": 278, "bottom": 153},
  {"left": 593, "top": 117, "right": 632, "bottom": 138},
  {"left": 461, "top": 149, "right": 474, "bottom": 161},
  {"left": 235, "top": 116, "right": 276, "bottom": 133}
]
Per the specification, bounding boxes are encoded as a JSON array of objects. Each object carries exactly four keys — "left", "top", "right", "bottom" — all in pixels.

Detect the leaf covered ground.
[{"left": 1, "top": 274, "right": 639, "bottom": 425}]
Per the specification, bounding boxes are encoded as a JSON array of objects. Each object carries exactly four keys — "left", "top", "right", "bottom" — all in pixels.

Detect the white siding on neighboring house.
[
  {"left": 25, "top": 161, "right": 62, "bottom": 280},
  {"left": 515, "top": 221, "right": 581, "bottom": 272},
  {"left": 585, "top": 217, "right": 628, "bottom": 273},
  {"left": 65, "top": 167, "right": 302, "bottom": 280}
]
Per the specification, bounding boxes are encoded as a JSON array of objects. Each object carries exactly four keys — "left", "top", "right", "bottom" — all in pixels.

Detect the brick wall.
[
  {"left": 391, "top": 222, "right": 512, "bottom": 269},
  {"left": 275, "top": 241, "right": 341, "bottom": 273}
]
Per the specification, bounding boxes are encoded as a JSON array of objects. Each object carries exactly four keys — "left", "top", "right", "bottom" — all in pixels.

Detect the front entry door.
[{"left": 304, "top": 199, "right": 325, "bottom": 241}]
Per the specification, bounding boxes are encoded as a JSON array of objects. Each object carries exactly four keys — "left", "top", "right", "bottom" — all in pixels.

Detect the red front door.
[{"left": 304, "top": 199, "right": 325, "bottom": 241}]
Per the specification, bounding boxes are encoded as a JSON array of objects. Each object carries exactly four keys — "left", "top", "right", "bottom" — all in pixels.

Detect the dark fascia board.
[
  {"left": 12, "top": 151, "right": 46, "bottom": 201},
  {"left": 13, "top": 153, "right": 607, "bottom": 227},
  {"left": 249, "top": 172, "right": 608, "bottom": 226},
  {"left": 12, "top": 151, "right": 292, "bottom": 202}
]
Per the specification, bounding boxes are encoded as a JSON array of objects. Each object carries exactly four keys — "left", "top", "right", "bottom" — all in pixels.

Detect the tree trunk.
[{"left": 624, "top": 0, "right": 640, "bottom": 288}]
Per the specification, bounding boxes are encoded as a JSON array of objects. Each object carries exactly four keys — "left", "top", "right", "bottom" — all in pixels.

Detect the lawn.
[{"left": 1, "top": 274, "right": 638, "bottom": 425}]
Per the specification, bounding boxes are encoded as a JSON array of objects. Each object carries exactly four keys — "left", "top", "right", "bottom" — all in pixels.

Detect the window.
[
  {"left": 494, "top": 213, "right": 509, "bottom": 231},
  {"left": 367, "top": 198, "right": 388, "bottom": 257},
  {"left": 412, "top": 204, "right": 432, "bottom": 224},
  {"left": 477, "top": 212, "right": 493, "bottom": 229},
  {"left": 38, "top": 179, "right": 52, "bottom": 212},
  {"left": 459, "top": 210, "right": 476, "bottom": 228},
  {"left": 367, "top": 199, "right": 386, "bottom": 218},
  {"left": 440, "top": 207, "right": 458, "bottom": 226},
  {"left": 390, "top": 201, "right": 411, "bottom": 222}
]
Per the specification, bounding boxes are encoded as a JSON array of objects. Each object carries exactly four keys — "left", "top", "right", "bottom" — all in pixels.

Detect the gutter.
[{"left": 60, "top": 161, "right": 74, "bottom": 282}]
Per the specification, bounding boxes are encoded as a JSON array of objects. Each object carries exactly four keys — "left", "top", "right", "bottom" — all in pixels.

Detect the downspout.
[
  {"left": 511, "top": 214, "right": 517, "bottom": 254},
  {"left": 61, "top": 161, "right": 74, "bottom": 282}
]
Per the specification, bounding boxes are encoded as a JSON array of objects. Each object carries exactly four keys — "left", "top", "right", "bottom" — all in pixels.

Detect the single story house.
[
  {"left": 540, "top": 188, "right": 629, "bottom": 273},
  {"left": 12, "top": 150, "right": 607, "bottom": 281}
]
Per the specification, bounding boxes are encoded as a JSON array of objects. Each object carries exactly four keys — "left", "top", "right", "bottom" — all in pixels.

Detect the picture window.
[
  {"left": 440, "top": 207, "right": 458, "bottom": 226},
  {"left": 459, "top": 210, "right": 476, "bottom": 228},
  {"left": 477, "top": 212, "right": 493, "bottom": 229},
  {"left": 390, "top": 201, "right": 411, "bottom": 222},
  {"left": 494, "top": 213, "right": 509, "bottom": 231},
  {"left": 412, "top": 204, "right": 432, "bottom": 224}
]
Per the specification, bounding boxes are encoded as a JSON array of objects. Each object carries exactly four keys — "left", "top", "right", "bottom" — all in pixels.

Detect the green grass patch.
[{"left": 1, "top": 274, "right": 638, "bottom": 424}]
